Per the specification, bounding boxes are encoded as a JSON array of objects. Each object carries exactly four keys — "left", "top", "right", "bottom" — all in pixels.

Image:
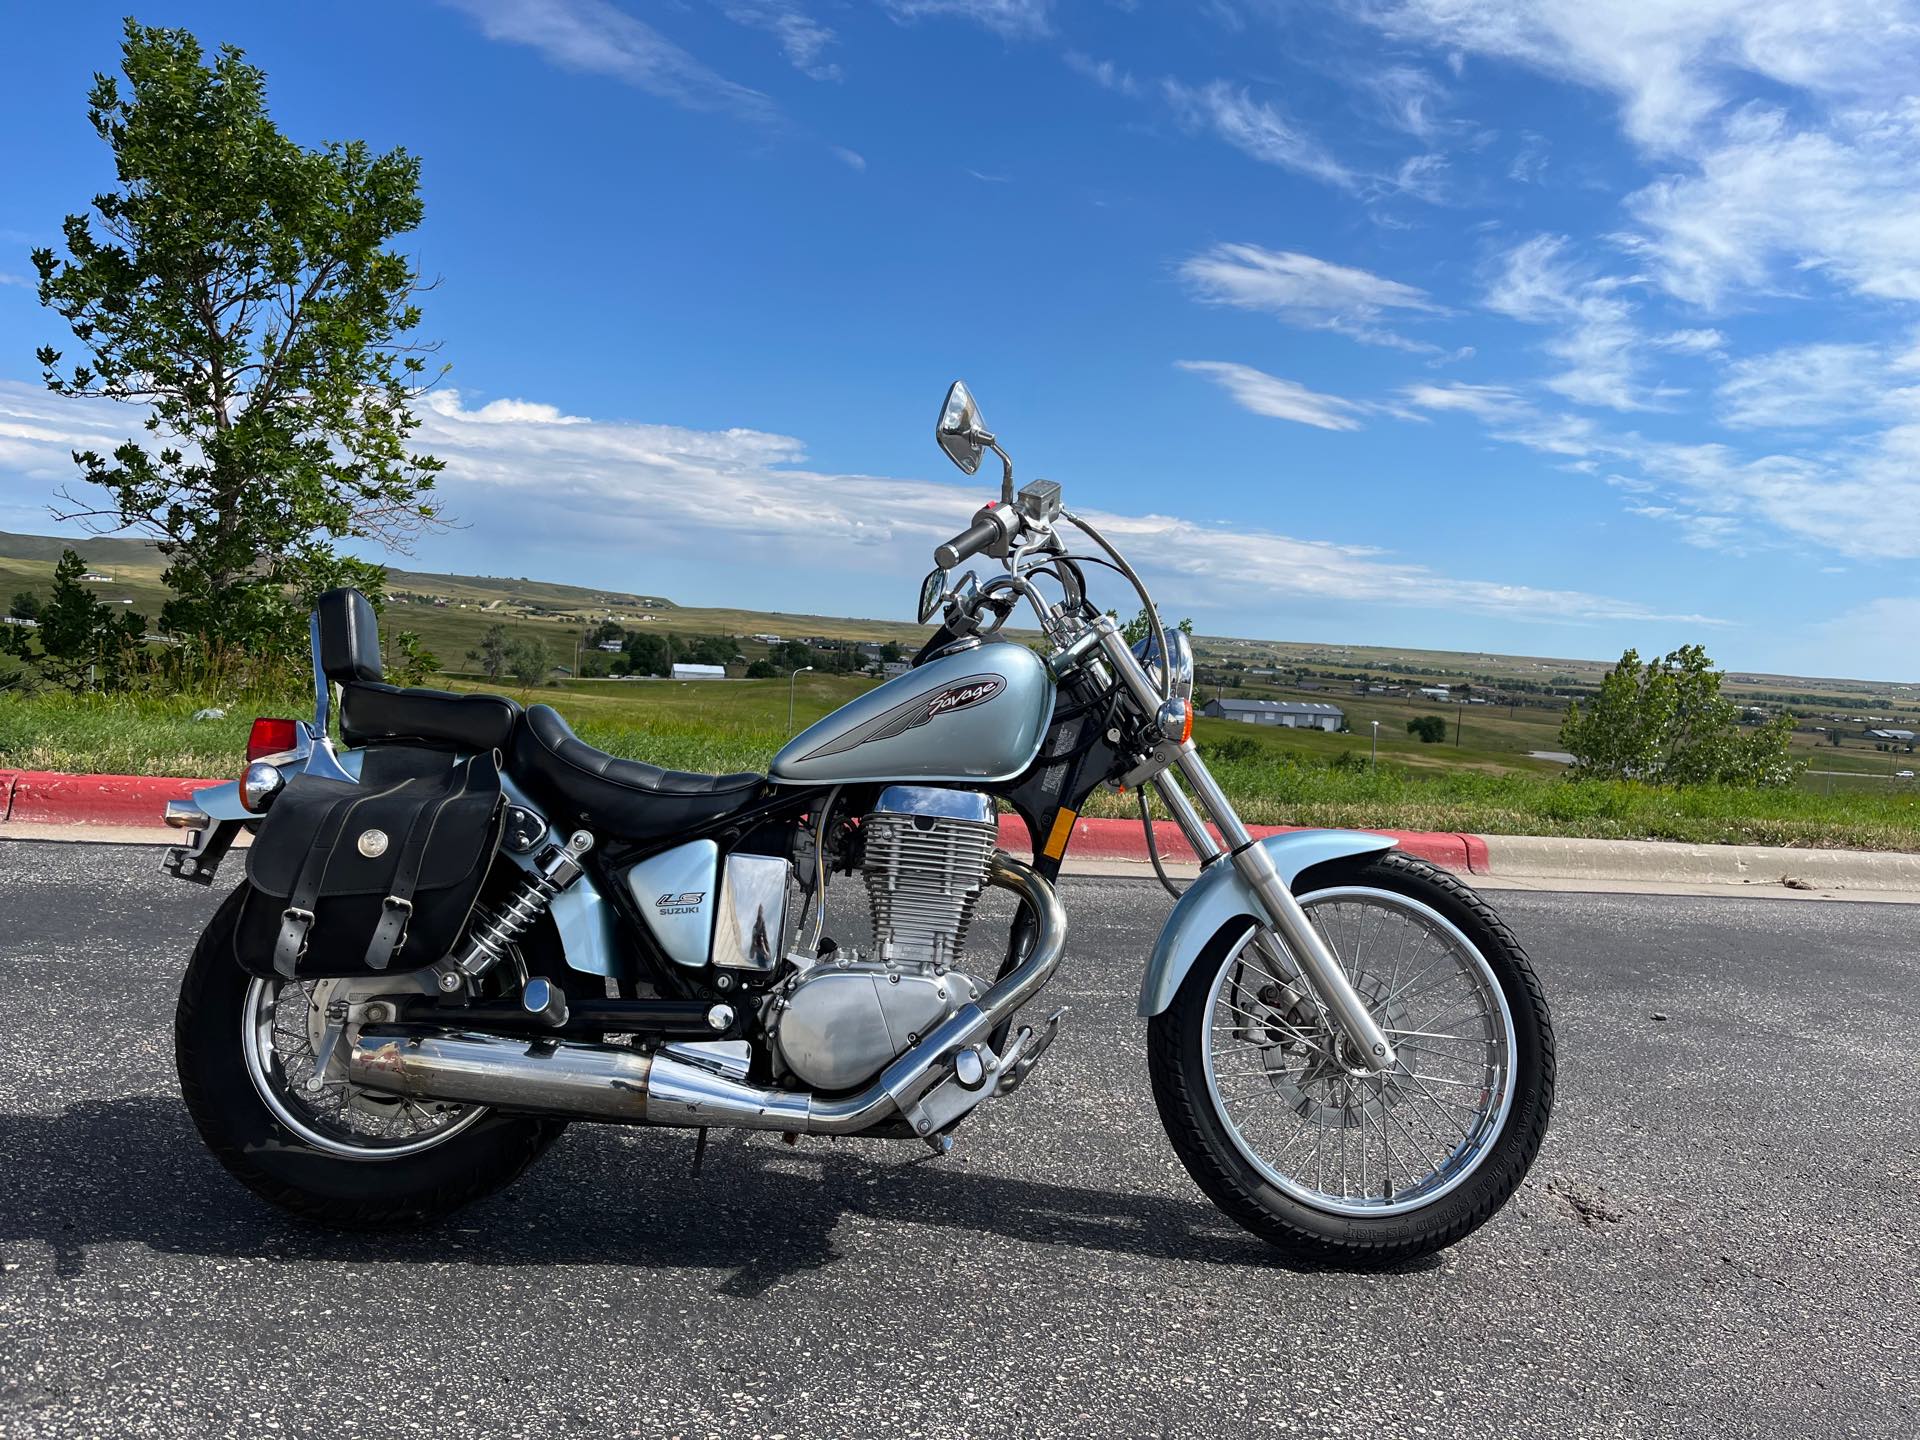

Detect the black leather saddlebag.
[{"left": 235, "top": 746, "right": 505, "bottom": 979}]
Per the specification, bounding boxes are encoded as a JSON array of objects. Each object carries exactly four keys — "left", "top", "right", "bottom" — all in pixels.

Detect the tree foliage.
[
  {"left": 1116, "top": 607, "right": 1194, "bottom": 646},
  {"left": 505, "top": 635, "right": 550, "bottom": 689},
  {"left": 1560, "top": 645, "right": 1800, "bottom": 788},
  {"left": 1407, "top": 714, "right": 1448, "bottom": 744},
  {"left": 32, "top": 21, "right": 444, "bottom": 661},
  {"left": 0, "top": 549, "right": 148, "bottom": 693},
  {"left": 466, "top": 624, "right": 509, "bottom": 681}
]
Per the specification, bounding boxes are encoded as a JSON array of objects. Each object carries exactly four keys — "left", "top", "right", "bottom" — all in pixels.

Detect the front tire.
[
  {"left": 175, "top": 885, "right": 568, "bottom": 1230},
  {"left": 1149, "top": 851, "right": 1554, "bottom": 1267}
]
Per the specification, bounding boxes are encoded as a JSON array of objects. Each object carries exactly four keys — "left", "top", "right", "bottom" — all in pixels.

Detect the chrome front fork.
[{"left": 1092, "top": 621, "right": 1398, "bottom": 1074}]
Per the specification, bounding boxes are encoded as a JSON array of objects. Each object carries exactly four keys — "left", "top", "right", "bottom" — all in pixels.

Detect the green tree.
[
  {"left": 746, "top": 659, "right": 777, "bottom": 679},
  {"left": 387, "top": 630, "right": 440, "bottom": 687},
  {"left": 505, "top": 635, "right": 549, "bottom": 689},
  {"left": 880, "top": 641, "right": 904, "bottom": 665},
  {"left": 1407, "top": 714, "right": 1448, "bottom": 744},
  {"left": 1116, "top": 607, "right": 1194, "bottom": 646},
  {"left": 467, "top": 624, "right": 509, "bottom": 681},
  {"left": 1560, "top": 645, "right": 1800, "bottom": 788},
  {"left": 32, "top": 22, "right": 445, "bottom": 660},
  {"left": 8, "top": 591, "right": 42, "bottom": 622},
  {"left": 3, "top": 549, "right": 148, "bottom": 692},
  {"left": 623, "top": 631, "right": 670, "bottom": 677}
]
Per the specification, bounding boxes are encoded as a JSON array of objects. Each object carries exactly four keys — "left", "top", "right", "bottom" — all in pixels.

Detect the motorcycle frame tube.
[{"left": 1090, "top": 619, "right": 1399, "bottom": 1073}]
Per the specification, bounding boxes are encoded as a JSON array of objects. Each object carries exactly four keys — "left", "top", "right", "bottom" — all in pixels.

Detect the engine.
[{"left": 767, "top": 787, "right": 997, "bottom": 1091}]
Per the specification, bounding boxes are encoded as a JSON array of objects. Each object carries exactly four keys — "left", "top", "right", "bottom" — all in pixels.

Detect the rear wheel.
[
  {"left": 175, "top": 885, "right": 569, "bottom": 1230},
  {"left": 1149, "top": 852, "right": 1554, "bottom": 1266}
]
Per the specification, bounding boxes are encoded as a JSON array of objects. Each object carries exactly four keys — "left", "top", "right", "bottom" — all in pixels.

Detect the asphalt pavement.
[{"left": 0, "top": 839, "right": 1915, "bottom": 1439}]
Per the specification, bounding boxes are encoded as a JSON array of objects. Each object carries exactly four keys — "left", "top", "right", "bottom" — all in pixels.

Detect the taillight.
[{"left": 246, "top": 717, "right": 299, "bottom": 763}]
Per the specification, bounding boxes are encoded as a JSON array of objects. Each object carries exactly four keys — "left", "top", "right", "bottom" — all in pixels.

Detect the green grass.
[{"left": 5, "top": 684, "right": 1917, "bottom": 851}]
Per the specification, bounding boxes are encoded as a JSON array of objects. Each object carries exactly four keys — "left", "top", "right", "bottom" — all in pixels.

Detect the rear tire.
[
  {"left": 1148, "top": 852, "right": 1554, "bottom": 1267},
  {"left": 175, "top": 885, "right": 568, "bottom": 1230}
]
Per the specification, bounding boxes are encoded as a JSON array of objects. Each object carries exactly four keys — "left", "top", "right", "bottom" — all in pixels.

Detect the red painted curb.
[
  {"left": 993, "top": 815, "right": 1486, "bottom": 874},
  {"left": 0, "top": 770, "right": 1489, "bottom": 875},
  {"left": 4, "top": 771, "right": 216, "bottom": 827}
]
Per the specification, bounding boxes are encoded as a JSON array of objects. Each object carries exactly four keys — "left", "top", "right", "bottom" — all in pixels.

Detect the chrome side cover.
[
  {"left": 1136, "top": 830, "right": 1397, "bottom": 1017},
  {"left": 626, "top": 840, "right": 721, "bottom": 969}
]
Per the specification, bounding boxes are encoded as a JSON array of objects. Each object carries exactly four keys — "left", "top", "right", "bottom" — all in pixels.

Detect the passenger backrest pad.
[{"left": 315, "top": 587, "right": 383, "bottom": 684}]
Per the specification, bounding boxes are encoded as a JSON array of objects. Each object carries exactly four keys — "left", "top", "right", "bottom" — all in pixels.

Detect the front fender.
[{"left": 1137, "top": 829, "right": 1396, "bottom": 1017}]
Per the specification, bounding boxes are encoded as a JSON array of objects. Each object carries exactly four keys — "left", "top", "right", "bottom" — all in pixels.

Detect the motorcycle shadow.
[{"left": 0, "top": 1095, "right": 1441, "bottom": 1292}]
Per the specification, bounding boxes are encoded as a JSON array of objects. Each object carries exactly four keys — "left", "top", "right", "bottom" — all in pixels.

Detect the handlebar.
[{"left": 935, "top": 513, "right": 1003, "bottom": 570}]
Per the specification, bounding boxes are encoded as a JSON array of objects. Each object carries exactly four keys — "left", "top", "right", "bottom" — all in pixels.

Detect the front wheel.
[{"left": 1149, "top": 851, "right": 1554, "bottom": 1267}]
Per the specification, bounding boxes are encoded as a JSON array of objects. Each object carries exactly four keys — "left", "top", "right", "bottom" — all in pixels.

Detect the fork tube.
[
  {"left": 1089, "top": 618, "right": 1396, "bottom": 1073},
  {"left": 1151, "top": 773, "right": 1223, "bottom": 865}
]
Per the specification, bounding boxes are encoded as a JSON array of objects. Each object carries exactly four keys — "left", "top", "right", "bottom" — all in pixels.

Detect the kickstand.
[{"left": 691, "top": 1126, "right": 709, "bottom": 1176}]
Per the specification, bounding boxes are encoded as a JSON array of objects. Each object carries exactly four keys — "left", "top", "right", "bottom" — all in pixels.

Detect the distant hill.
[{"left": 0, "top": 529, "right": 167, "bottom": 569}]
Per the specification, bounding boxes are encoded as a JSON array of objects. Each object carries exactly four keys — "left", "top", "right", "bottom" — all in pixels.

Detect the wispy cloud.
[
  {"left": 1163, "top": 80, "right": 1357, "bottom": 191},
  {"left": 441, "top": 0, "right": 775, "bottom": 122},
  {"left": 1178, "top": 243, "right": 1443, "bottom": 351},
  {"left": 1177, "top": 360, "right": 1370, "bottom": 431},
  {"left": 1714, "top": 342, "right": 1920, "bottom": 429},
  {"left": 719, "top": 0, "right": 841, "bottom": 80},
  {"left": 0, "top": 380, "right": 1678, "bottom": 625},
  {"left": 0, "top": 273, "right": 32, "bottom": 289},
  {"left": 832, "top": 146, "right": 868, "bottom": 172},
  {"left": 1484, "top": 235, "right": 1677, "bottom": 412},
  {"left": 1064, "top": 50, "right": 1142, "bottom": 98},
  {"left": 878, "top": 0, "right": 1051, "bottom": 39}
]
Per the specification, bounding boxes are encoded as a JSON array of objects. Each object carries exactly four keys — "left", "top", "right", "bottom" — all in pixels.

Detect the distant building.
[
  {"left": 1418, "top": 686, "right": 1452, "bottom": 701},
  {"left": 1868, "top": 728, "right": 1916, "bottom": 742},
  {"left": 750, "top": 633, "right": 783, "bottom": 645},
  {"left": 595, "top": 641, "right": 623, "bottom": 653},
  {"left": 1202, "top": 698, "right": 1344, "bottom": 732},
  {"left": 880, "top": 661, "right": 910, "bottom": 678},
  {"left": 671, "top": 663, "right": 727, "bottom": 680}
]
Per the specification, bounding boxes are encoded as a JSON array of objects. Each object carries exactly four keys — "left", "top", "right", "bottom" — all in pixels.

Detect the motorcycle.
[{"left": 164, "top": 381, "right": 1553, "bottom": 1265}]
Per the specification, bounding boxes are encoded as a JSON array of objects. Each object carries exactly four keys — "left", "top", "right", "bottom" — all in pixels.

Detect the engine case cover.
[{"left": 772, "top": 961, "right": 980, "bottom": 1092}]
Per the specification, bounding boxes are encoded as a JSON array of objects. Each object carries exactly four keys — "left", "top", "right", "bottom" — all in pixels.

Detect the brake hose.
[{"left": 1138, "top": 786, "right": 1185, "bottom": 899}]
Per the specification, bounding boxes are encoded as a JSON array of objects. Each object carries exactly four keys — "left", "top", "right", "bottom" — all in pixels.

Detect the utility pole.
[
  {"left": 1371, "top": 719, "right": 1379, "bottom": 765},
  {"left": 1456, "top": 699, "right": 1464, "bottom": 746}
]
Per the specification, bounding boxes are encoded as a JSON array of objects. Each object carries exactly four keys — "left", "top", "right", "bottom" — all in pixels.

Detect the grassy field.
[
  {"left": 4, "top": 680, "right": 1916, "bottom": 850},
  {"left": 4, "top": 529, "right": 1916, "bottom": 847}
]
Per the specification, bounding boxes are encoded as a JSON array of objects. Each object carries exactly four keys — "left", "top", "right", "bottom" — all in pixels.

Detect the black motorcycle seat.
[
  {"left": 340, "top": 681, "right": 522, "bottom": 754},
  {"left": 512, "top": 703, "right": 767, "bottom": 839}
]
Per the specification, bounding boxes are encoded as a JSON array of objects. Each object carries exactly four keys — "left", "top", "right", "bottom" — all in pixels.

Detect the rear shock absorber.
[{"left": 452, "top": 830, "right": 596, "bottom": 980}]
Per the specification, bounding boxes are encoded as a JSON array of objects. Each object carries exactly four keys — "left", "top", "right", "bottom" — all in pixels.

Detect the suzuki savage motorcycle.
[{"left": 164, "top": 381, "right": 1552, "bottom": 1265}]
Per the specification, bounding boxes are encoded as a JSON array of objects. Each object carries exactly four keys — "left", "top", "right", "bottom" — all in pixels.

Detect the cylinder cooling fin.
[{"left": 861, "top": 786, "right": 999, "bottom": 968}]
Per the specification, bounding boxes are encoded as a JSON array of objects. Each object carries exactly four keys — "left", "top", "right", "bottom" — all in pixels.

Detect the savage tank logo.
[{"left": 798, "top": 673, "right": 1007, "bottom": 760}]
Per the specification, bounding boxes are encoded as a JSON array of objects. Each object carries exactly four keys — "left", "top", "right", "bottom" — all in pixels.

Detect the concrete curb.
[
  {"left": 1481, "top": 834, "right": 1920, "bottom": 891},
  {"left": 3, "top": 770, "right": 1916, "bottom": 895}
]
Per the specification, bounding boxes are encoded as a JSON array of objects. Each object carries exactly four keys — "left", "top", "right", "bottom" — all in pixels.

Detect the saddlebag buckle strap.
[
  {"left": 363, "top": 895, "right": 413, "bottom": 972},
  {"left": 274, "top": 907, "right": 316, "bottom": 977}
]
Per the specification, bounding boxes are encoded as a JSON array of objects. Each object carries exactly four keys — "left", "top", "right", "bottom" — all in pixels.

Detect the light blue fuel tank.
[{"left": 770, "top": 641, "right": 1055, "bottom": 787}]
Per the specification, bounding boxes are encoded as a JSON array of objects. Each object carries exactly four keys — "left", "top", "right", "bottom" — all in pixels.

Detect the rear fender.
[{"left": 1137, "top": 830, "right": 1396, "bottom": 1017}]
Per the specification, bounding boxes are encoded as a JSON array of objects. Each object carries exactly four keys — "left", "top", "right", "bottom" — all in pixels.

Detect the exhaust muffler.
[{"left": 348, "top": 852, "right": 1067, "bottom": 1138}]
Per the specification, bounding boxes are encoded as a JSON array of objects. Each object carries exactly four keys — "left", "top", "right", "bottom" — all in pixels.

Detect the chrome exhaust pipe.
[{"left": 347, "top": 853, "right": 1066, "bottom": 1136}]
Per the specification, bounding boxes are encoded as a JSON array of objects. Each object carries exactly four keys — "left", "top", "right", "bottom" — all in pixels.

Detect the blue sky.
[{"left": 3, "top": 1, "right": 1919, "bottom": 680}]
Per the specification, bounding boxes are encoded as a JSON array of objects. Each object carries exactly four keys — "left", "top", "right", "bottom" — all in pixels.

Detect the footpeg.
[
  {"left": 521, "top": 977, "right": 569, "bottom": 1029},
  {"left": 996, "top": 1006, "right": 1067, "bottom": 1096}
]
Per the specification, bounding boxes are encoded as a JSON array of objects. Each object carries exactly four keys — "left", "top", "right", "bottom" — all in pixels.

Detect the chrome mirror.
[
  {"left": 917, "top": 567, "right": 950, "bottom": 624},
  {"left": 936, "top": 381, "right": 991, "bottom": 475}
]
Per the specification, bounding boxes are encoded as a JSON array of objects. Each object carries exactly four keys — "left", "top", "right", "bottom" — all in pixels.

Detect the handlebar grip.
[{"left": 936, "top": 514, "right": 1002, "bottom": 570}]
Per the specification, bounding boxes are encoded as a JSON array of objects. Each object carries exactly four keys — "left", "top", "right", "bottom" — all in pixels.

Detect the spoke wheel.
[
  {"left": 1201, "top": 888, "right": 1514, "bottom": 1218},
  {"left": 1149, "top": 851, "right": 1553, "bottom": 1266},
  {"left": 240, "top": 975, "right": 487, "bottom": 1161}
]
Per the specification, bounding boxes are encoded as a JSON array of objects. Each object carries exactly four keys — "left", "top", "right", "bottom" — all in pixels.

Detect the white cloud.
[
  {"left": 440, "top": 0, "right": 775, "bottom": 122},
  {"left": 1653, "top": 327, "right": 1725, "bottom": 356},
  {"left": 1176, "top": 360, "right": 1369, "bottom": 431},
  {"left": 0, "top": 273, "right": 31, "bottom": 289},
  {"left": 1484, "top": 235, "right": 1676, "bottom": 412},
  {"left": 878, "top": 0, "right": 1051, "bottom": 38},
  {"left": 719, "top": 1, "right": 841, "bottom": 80},
  {"left": 1065, "top": 51, "right": 1142, "bottom": 98},
  {"left": 1399, "top": 382, "right": 1528, "bottom": 420},
  {"left": 1355, "top": 0, "right": 1920, "bottom": 155},
  {"left": 832, "top": 146, "right": 868, "bottom": 172},
  {"left": 1177, "top": 243, "right": 1441, "bottom": 351},
  {"left": 1625, "top": 103, "right": 1920, "bottom": 308},
  {"left": 1163, "top": 80, "right": 1356, "bottom": 191},
  {"left": 1365, "top": 64, "right": 1449, "bottom": 141},
  {"left": 1713, "top": 342, "right": 1920, "bottom": 429},
  {"left": 0, "top": 379, "right": 1683, "bottom": 625}
]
